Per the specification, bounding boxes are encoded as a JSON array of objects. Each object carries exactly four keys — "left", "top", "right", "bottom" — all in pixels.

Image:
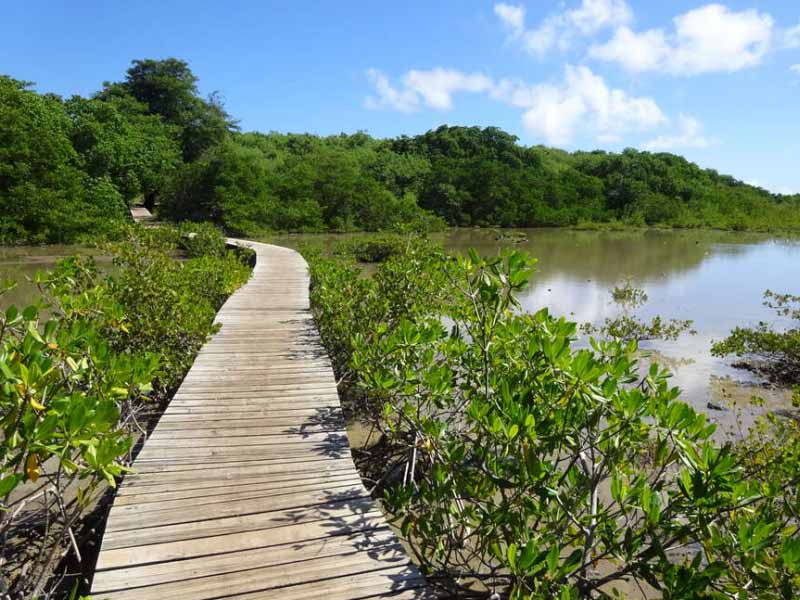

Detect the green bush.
[
  {"left": 44, "top": 227, "right": 250, "bottom": 395},
  {"left": 177, "top": 221, "right": 228, "bottom": 257},
  {"left": 333, "top": 234, "right": 407, "bottom": 263},
  {"left": 712, "top": 290, "right": 800, "bottom": 384},
  {"left": 306, "top": 236, "right": 454, "bottom": 415},
  {"left": 0, "top": 283, "right": 159, "bottom": 598}
]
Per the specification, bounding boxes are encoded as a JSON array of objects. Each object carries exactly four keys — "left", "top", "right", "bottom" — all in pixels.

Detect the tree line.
[{"left": 3, "top": 58, "right": 800, "bottom": 243}]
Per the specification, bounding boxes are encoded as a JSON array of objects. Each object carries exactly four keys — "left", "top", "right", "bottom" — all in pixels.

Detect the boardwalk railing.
[{"left": 90, "top": 240, "right": 428, "bottom": 599}]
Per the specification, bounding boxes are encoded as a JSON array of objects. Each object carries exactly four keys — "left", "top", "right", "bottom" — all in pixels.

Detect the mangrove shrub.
[{"left": 306, "top": 241, "right": 800, "bottom": 599}]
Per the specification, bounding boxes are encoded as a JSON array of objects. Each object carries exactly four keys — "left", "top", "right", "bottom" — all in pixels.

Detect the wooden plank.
[
  {"left": 154, "top": 408, "right": 342, "bottom": 421},
  {"left": 124, "top": 455, "right": 354, "bottom": 474},
  {"left": 151, "top": 417, "right": 344, "bottom": 431},
  {"left": 169, "top": 391, "right": 341, "bottom": 402},
  {"left": 96, "top": 511, "right": 387, "bottom": 569},
  {"left": 93, "top": 530, "right": 401, "bottom": 590},
  {"left": 185, "top": 363, "right": 332, "bottom": 373},
  {"left": 105, "top": 484, "right": 370, "bottom": 531},
  {"left": 171, "top": 382, "right": 338, "bottom": 394},
  {"left": 90, "top": 240, "right": 425, "bottom": 598},
  {"left": 110, "top": 480, "right": 365, "bottom": 519},
  {"left": 132, "top": 441, "right": 352, "bottom": 462},
  {"left": 227, "top": 574, "right": 431, "bottom": 600},
  {"left": 145, "top": 424, "right": 344, "bottom": 439},
  {"left": 115, "top": 472, "right": 360, "bottom": 505},
  {"left": 121, "top": 466, "right": 357, "bottom": 493},
  {"left": 93, "top": 551, "right": 416, "bottom": 600},
  {"left": 160, "top": 396, "right": 340, "bottom": 408},
  {"left": 140, "top": 430, "right": 349, "bottom": 448}
]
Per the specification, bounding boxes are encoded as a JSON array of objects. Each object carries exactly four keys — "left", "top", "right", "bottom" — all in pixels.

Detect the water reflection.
[
  {"left": 0, "top": 245, "right": 106, "bottom": 309},
  {"left": 436, "top": 228, "right": 757, "bottom": 284},
  {"left": 441, "top": 228, "right": 800, "bottom": 431}
]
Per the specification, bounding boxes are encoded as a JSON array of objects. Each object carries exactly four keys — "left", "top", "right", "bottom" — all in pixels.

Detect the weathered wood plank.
[
  {"left": 115, "top": 472, "right": 361, "bottom": 505},
  {"left": 93, "top": 554, "right": 420, "bottom": 600},
  {"left": 93, "top": 530, "right": 401, "bottom": 590},
  {"left": 96, "top": 511, "right": 387, "bottom": 569},
  {"left": 90, "top": 240, "right": 427, "bottom": 598}
]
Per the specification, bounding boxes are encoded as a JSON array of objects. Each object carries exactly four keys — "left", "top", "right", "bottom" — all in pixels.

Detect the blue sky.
[{"left": 2, "top": 1, "right": 799, "bottom": 193}]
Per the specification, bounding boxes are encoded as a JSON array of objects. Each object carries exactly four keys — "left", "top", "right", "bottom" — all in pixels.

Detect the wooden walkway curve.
[{"left": 90, "top": 240, "right": 429, "bottom": 599}]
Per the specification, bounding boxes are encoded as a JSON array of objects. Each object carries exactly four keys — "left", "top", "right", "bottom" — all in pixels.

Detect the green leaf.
[
  {"left": 781, "top": 537, "right": 800, "bottom": 571},
  {"left": 507, "top": 423, "right": 519, "bottom": 440},
  {"left": 0, "top": 474, "right": 21, "bottom": 496},
  {"left": 546, "top": 545, "right": 559, "bottom": 575},
  {"left": 507, "top": 543, "right": 518, "bottom": 571},
  {"left": 27, "top": 322, "right": 44, "bottom": 343},
  {"left": 0, "top": 360, "right": 14, "bottom": 380},
  {"left": 519, "top": 540, "right": 538, "bottom": 570}
]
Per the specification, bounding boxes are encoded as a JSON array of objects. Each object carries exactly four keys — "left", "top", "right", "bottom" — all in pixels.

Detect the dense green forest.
[{"left": 3, "top": 58, "right": 800, "bottom": 243}]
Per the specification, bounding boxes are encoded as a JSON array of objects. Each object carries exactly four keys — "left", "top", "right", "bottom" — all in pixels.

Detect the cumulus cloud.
[
  {"left": 494, "top": 3, "right": 525, "bottom": 36},
  {"left": 367, "top": 65, "right": 666, "bottom": 146},
  {"left": 493, "top": 65, "right": 667, "bottom": 145},
  {"left": 567, "top": 0, "right": 633, "bottom": 35},
  {"left": 495, "top": 0, "right": 631, "bottom": 56},
  {"left": 590, "top": 4, "right": 774, "bottom": 75},
  {"left": 404, "top": 69, "right": 493, "bottom": 110},
  {"left": 643, "top": 114, "right": 716, "bottom": 151},
  {"left": 784, "top": 23, "right": 800, "bottom": 49},
  {"left": 364, "top": 69, "right": 419, "bottom": 113},
  {"left": 365, "top": 68, "right": 492, "bottom": 112}
]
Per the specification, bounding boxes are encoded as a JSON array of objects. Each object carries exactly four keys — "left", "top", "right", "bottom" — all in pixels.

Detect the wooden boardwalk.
[
  {"left": 129, "top": 206, "right": 156, "bottom": 224},
  {"left": 91, "top": 241, "right": 429, "bottom": 599}
]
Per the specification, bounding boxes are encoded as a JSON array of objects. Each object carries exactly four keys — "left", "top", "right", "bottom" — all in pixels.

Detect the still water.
[
  {"left": 275, "top": 228, "right": 800, "bottom": 434},
  {"left": 0, "top": 245, "right": 106, "bottom": 309},
  {"left": 436, "top": 228, "right": 800, "bottom": 433}
]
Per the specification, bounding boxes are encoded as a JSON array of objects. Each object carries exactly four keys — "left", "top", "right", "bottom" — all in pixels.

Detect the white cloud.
[
  {"left": 495, "top": 0, "right": 632, "bottom": 57},
  {"left": 784, "top": 23, "right": 800, "bottom": 49},
  {"left": 365, "top": 68, "right": 492, "bottom": 112},
  {"left": 590, "top": 4, "right": 774, "bottom": 75},
  {"left": 494, "top": 3, "right": 525, "bottom": 36},
  {"left": 366, "top": 65, "right": 666, "bottom": 145},
  {"left": 567, "top": 0, "right": 632, "bottom": 35},
  {"left": 643, "top": 114, "right": 715, "bottom": 151},
  {"left": 364, "top": 69, "right": 419, "bottom": 113},
  {"left": 589, "top": 27, "right": 670, "bottom": 72},
  {"left": 791, "top": 64, "right": 800, "bottom": 75},
  {"left": 404, "top": 69, "right": 493, "bottom": 110},
  {"left": 493, "top": 65, "right": 666, "bottom": 145}
]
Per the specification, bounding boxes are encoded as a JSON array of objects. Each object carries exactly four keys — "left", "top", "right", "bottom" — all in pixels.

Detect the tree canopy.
[
  {"left": 2, "top": 59, "right": 800, "bottom": 243},
  {"left": 0, "top": 76, "right": 127, "bottom": 242}
]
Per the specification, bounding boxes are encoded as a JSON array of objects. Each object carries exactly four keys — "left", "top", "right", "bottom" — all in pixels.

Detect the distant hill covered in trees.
[{"left": 2, "top": 58, "right": 799, "bottom": 243}]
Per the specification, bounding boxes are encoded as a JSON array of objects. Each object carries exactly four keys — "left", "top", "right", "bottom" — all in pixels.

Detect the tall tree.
[
  {"left": 0, "top": 76, "right": 127, "bottom": 242},
  {"left": 106, "top": 58, "right": 236, "bottom": 164},
  {"left": 66, "top": 94, "right": 181, "bottom": 205}
]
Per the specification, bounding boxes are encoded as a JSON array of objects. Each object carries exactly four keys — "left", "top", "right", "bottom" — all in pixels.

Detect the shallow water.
[
  {"left": 275, "top": 228, "right": 800, "bottom": 435},
  {"left": 0, "top": 245, "right": 106, "bottom": 309},
  {"left": 442, "top": 228, "right": 800, "bottom": 433}
]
